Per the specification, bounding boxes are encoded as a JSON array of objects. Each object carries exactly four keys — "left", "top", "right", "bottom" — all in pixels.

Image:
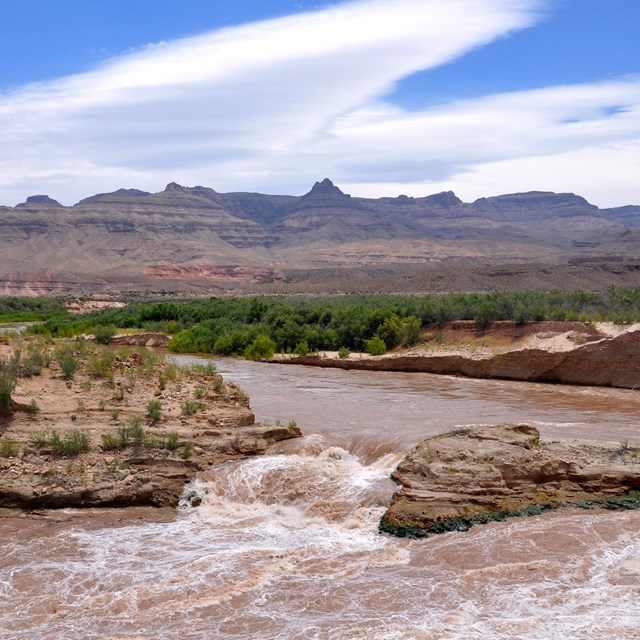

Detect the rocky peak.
[
  {"left": 422, "top": 191, "right": 462, "bottom": 208},
  {"left": 164, "top": 182, "right": 187, "bottom": 193},
  {"left": 306, "top": 178, "right": 349, "bottom": 198},
  {"left": 16, "top": 195, "right": 63, "bottom": 208}
]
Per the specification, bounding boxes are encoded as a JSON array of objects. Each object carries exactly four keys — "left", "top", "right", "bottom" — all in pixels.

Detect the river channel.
[{"left": 1, "top": 359, "right": 639, "bottom": 639}]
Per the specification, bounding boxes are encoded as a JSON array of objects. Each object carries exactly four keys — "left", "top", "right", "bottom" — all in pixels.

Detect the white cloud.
[{"left": 8, "top": 0, "right": 639, "bottom": 209}]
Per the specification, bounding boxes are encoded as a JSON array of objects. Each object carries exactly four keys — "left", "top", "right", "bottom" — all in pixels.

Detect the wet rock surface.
[{"left": 380, "top": 424, "right": 640, "bottom": 538}]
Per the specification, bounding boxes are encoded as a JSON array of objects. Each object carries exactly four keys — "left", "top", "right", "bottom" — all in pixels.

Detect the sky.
[{"left": 1, "top": 0, "right": 639, "bottom": 207}]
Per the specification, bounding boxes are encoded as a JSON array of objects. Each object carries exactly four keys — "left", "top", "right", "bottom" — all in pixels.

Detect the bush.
[
  {"left": 0, "top": 352, "right": 19, "bottom": 415},
  {"left": 365, "top": 335, "right": 386, "bottom": 356},
  {"left": 244, "top": 335, "right": 276, "bottom": 361},
  {"left": 50, "top": 430, "right": 90, "bottom": 457},
  {"left": 93, "top": 324, "right": 116, "bottom": 345},
  {"left": 293, "top": 340, "right": 310, "bottom": 356},
  {"left": 338, "top": 347, "right": 350, "bottom": 359},
  {"left": 56, "top": 349, "right": 79, "bottom": 380},
  {"left": 0, "top": 438, "right": 20, "bottom": 457},
  {"left": 181, "top": 400, "right": 198, "bottom": 416},
  {"left": 27, "top": 399, "right": 39, "bottom": 414},
  {"left": 147, "top": 399, "right": 162, "bottom": 425}
]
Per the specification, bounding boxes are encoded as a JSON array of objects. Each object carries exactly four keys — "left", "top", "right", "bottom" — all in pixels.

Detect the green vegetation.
[
  {"left": 365, "top": 335, "right": 386, "bottom": 356},
  {"left": 147, "top": 399, "right": 162, "bottom": 425},
  {"left": 0, "top": 351, "right": 20, "bottom": 415},
  {"left": 16, "top": 288, "right": 640, "bottom": 358},
  {"left": 29, "top": 429, "right": 91, "bottom": 457},
  {"left": 0, "top": 438, "right": 20, "bottom": 457},
  {"left": 0, "top": 296, "right": 68, "bottom": 323},
  {"left": 56, "top": 347, "right": 79, "bottom": 380}
]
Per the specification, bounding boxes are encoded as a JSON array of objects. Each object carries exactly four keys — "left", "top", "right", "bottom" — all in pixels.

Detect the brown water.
[{"left": 1, "top": 359, "right": 639, "bottom": 639}]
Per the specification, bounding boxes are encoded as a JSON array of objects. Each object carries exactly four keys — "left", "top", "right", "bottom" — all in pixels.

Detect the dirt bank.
[
  {"left": 0, "top": 339, "right": 300, "bottom": 509},
  {"left": 272, "top": 321, "right": 640, "bottom": 389}
]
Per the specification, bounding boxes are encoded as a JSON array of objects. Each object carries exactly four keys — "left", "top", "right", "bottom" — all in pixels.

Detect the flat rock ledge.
[{"left": 379, "top": 424, "right": 640, "bottom": 538}]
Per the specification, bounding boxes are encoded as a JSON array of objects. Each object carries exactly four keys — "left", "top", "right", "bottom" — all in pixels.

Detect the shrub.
[
  {"left": 191, "top": 363, "right": 216, "bottom": 377},
  {"left": 338, "top": 347, "right": 350, "bottom": 359},
  {"left": 51, "top": 430, "right": 90, "bottom": 457},
  {"left": 244, "top": 335, "right": 276, "bottom": 361},
  {"left": 27, "top": 399, "right": 39, "bottom": 414},
  {"left": 293, "top": 340, "right": 310, "bottom": 356},
  {"left": 365, "top": 335, "right": 386, "bottom": 356},
  {"left": 86, "top": 350, "right": 115, "bottom": 380},
  {"left": 101, "top": 433, "right": 120, "bottom": 451},
  {"left": 165, "top": 432, "right": 178, "bottom": 451},
  {"left": 147, "top": 399, "right": 162, "bottom": 425},
  {"left": 0, "top": 351, "right": 20, "bottom": 415},
  {"left": 181, "top": 400, "right": 199, "bottom": 416},
  {"left": 0, "top": 438, "right": 20, "bottom": 457},
  {"left": 56, "top": 349, "right": 79, "bottom": 380},
  {"left": 93, "top": 324, "right": 116, "bottom": 345}
]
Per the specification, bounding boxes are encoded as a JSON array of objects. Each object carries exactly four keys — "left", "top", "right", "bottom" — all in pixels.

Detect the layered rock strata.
[{"left": 380, "top": 424, "right": 640, "bottom": 538}]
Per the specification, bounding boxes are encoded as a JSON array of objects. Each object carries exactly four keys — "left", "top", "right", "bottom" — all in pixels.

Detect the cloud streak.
[{"left": 3, "top": 0, "right": 638, "bottom": 208}]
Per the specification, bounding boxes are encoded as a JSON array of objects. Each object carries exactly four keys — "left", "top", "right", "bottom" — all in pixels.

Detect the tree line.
[{"left": 19, "top": 288, "right": 640, "bottom": 356}]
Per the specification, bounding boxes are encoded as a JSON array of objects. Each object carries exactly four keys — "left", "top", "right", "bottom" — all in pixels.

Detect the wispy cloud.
[{"left": 7, "top": 0, "right": 637, "bottom": 208}]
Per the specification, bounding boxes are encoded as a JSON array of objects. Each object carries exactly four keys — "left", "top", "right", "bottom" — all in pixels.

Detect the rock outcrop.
[
  {"left": 0, "top": 342, "right": 301, "bottom": 509},
  {"left": 380, "top": 424, "right": 640, "bottom": 538}
]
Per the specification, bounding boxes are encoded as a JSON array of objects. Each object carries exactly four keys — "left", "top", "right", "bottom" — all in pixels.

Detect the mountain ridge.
[{"left": 2, "top": 179, "right": 640, "bottom": 295}]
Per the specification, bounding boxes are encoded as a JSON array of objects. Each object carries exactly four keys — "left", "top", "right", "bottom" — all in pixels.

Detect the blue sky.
[{"left": 1, "top": 0, "right": 639, "bottom": 206}]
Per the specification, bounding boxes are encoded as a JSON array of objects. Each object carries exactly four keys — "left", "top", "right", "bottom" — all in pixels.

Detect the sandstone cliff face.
[{"left": 380, "top": 424, "right": 640, "bottom": 538}]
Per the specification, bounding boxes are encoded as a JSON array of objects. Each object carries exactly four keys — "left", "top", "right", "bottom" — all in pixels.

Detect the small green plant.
[
  {"left": 165, "top": 431, "right": 179, "bottom": 451},
  {"left": 0, "top": 351, "right": 20, "bottom": 415},
  {"left": 158, "top": 376, "right": 166, "bottom": 391},
  {"left": 365, "top": 335, "right": 386, "bottom": 356},
  {"left": 117, "top": 425, "right": 130, "bottom": 448},
  {"left": 101, "top": 433, "right": 120, "bottom": 451},
  {"left": 56, "top": 349, "right": 79, "bottom": 380},
  {"left": 147, "top": 399, "right": 162, "bottom": 425},
  {"left": 181, "top": 400, "right": 199, "bottom": 416},
  {"left": 50, "top": 430, "right": 91, "bottom": 457},
  {"left": 130, "top": 423, "right": 145, "bottom": 446},
  {"left": 212, "top": 376, "right": 223, "bottom": 392},
  {"left": 81, "top": 380, "right": 92, "bottom": 391},
  {"left": 27, "top": 399, "right": 40, "bottom": 415},
  {"left": 181, "top": 442, "right": 193, "bottom": 459},
  {"left": 191, "top": 363, "right": 216, "bottom": 377},
  {"left": 113, "top": 386, "right": 125, "bottom": 401},
  {"left": 128, "top": 414, "right": 143, "bottom": 429},
  {"left": 0, "top": 438, "right": 20, "bottom": 457},
  {"left": 193, "top": 386, "right": 206, "bottom": 400},
  {"left": 99, "top": 399, "right": 106, "bottom": 411},
  {"left": 76, "top": 399, "right": 85, "bottom": 412},
  {"left": 338, "top": 347, "right": 350, "bottom": 359},
  {"left": 287, "top": 420, "right": 297, "bottom": 432},
  {"left": 293, "top": 341, "right": 310, "bottom": 356},
  {"left": 111, "top": 410, "right": 119, "bottom": 420}
]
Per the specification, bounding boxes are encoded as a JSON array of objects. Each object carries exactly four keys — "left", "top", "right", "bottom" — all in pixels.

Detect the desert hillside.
[{"left": 2, "top": 180, "right": 640, "bottom": 295}]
